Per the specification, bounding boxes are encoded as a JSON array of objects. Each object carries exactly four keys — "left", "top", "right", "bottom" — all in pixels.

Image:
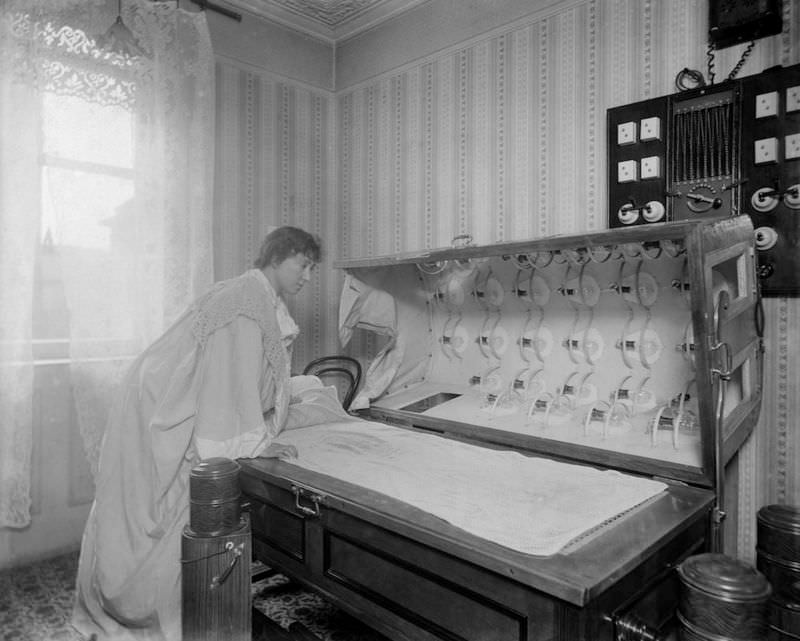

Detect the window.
[{"left": 34, "top": 90, "right": 140, "bottom": 364}]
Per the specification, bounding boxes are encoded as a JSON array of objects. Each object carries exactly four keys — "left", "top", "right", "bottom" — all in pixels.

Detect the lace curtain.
[{"left": 0, "top": 0, "right": 214, "bottom": 527}]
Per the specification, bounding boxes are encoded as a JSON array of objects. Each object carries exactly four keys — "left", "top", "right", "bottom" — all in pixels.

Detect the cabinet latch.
[
  {"left": 291, "top": 484, "right": 325, "bottom": 518},
  {"left": 709, "top": 340, "right": 732, "bottom": 381}
]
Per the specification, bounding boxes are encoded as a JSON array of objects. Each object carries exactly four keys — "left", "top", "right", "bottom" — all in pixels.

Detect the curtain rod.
[{"left": 189, "top": 0, "right": 242, "bottom": 21}]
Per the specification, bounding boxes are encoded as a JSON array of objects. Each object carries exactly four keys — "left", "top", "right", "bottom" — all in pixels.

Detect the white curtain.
[{"left": 0, "top": 0, "right": 215, "bottom": 527}]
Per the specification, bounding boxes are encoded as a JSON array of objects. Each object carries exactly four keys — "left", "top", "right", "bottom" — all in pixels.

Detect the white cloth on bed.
[{"left": 276, "top": 421, "right": 666, "bottom": 556}]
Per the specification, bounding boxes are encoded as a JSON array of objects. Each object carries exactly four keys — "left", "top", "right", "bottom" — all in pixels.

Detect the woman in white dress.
[{"left": 72, "top": 226, "right": 346, "bottom": 640}]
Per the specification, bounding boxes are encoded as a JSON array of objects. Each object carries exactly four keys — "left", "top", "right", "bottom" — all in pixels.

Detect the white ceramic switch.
[
  {"left": 642, "top": 200, "right": 665, "bottom": 222},
  {"left": 640, "top": 156, "right": 661, "bottom": 179},
  {"left": 787, "top": 86, "right": 800, "bottom": 113},
  {"left": 618, "top": 160, "right": 638, "bottom": 183},
  {"left": 786, "top": 133, "right": 800, "bottom": 160},
  {"left": 617, "top": 204, "right": 639, "bottom": 225},
  {"left": 617, "top": 121, "right": 637, "bottom": 145},
  {"left": 754, "top": 137, "right": 779, "bottom": 164},
  {"left": 640, "top": 117, "right": 661, "bottom": 141},
  {"left": 755, "top": 92, "right": 779, "bottom": 119}
]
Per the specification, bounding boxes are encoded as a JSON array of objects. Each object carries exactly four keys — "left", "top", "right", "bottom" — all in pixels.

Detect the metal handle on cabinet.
[
  {"left": 291, "top": 484, "right": 323, "bottom": 518},
  {"left": 609, "top": 613, "right": 663, "bottom": 641},
  {"left": 709, "top": 340, "right": 732, "bottom": 381},
  {"left": 710, "top": 289, "right": 732, "bottom": 381}
]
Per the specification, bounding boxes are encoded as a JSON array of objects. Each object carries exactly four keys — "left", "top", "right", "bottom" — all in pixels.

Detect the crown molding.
[{"left": 224, "top": 0, "right": 428, "bottom": 43}]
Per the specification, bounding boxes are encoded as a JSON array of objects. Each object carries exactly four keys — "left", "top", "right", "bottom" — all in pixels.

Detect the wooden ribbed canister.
[
  {"left": 677, "top": 553, "right": 771, "bottom": 641},
  {"left": 758, "top": 504, "right": 800, "bottom": 596},
  {"left": 181, "top": 516, "right": 251, "bottom": 641},
  {"left": 189, "top": 457, "right": 242, "bottom": 537},
  {"left": 768, "top": 580, "right": 800, "bottom": 640}
]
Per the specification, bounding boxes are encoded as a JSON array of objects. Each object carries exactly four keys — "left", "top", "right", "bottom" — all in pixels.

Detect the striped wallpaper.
[{"left": 213, "top": 0, "right": 800, "bottom": 560}]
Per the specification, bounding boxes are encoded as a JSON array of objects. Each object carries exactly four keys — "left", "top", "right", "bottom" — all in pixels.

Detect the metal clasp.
[
  {"left": 291, "top": 484, "right": 324, "bottom": 518},
  {"left": 710, "top": 340, "right": 732, "bottom": 381}
]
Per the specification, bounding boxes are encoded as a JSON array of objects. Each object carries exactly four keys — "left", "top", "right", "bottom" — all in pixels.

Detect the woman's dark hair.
[{"left": 253, "top": 226, "right": 322, "bottom": 269}]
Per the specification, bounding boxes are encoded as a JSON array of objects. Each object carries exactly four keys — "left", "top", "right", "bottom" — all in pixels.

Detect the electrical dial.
[{"left": 685, "top": 184, "right": 723, "bottom": 213}]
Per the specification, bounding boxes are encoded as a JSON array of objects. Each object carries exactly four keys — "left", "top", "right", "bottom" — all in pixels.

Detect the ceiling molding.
[{"left": 223, "top": 0, "right": 428, "bottom": 43}]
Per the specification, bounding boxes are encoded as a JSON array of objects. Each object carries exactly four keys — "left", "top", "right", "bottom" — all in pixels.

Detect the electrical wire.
[
  {"left": 674, "top": 67, "right": 706, "bottom": 92},
  {"left": 706, "top": 41, "right": 716, "bottom": 85},
  {"left": 675, "top": 37, "right": 756, "bottom": 91},
  {"left": 728, "top": 41, "right": 755, "bottom": 80}
]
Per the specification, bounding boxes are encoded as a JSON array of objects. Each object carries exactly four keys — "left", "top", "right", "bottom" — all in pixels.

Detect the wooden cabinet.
[{"left": 240, "top": 216, "right": 762, "bottom": 641}]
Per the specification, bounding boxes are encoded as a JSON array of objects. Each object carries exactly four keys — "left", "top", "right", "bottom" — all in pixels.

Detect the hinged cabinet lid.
[{"left": 336, "top": 217, "right": 762, "bottom": 488}]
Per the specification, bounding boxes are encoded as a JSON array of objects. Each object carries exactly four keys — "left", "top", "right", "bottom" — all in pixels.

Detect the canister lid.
[
  {"left": 678, "top": 553, "right": 772, "bottom": 602},
  {"left": 190, "top": 457, "right": 241, "bottom": 478},
  {"left": 758, "top": 504, "right": 800, "bottom": 533}
]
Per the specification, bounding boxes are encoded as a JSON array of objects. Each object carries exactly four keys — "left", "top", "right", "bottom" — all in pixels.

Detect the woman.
[{"left": 73, "top": 226, "right": 341, "bottom": 640}]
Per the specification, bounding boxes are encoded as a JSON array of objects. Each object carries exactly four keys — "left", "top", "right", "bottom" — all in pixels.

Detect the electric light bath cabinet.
[{"left": 239, "top": 216, "right": 763, "bottom": 641}]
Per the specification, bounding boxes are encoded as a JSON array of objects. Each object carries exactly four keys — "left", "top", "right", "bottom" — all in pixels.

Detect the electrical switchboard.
[{"left": 607, "top": 63, "right": 800, "bottom": 296}]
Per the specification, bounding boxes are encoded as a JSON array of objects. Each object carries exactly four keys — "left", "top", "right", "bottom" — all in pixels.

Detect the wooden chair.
[{"left": 302, "top": 355, "right": 362, "bottom": 411}]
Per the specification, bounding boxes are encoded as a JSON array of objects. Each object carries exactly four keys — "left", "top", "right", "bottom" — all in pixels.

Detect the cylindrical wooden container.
[
  {"left": 678, "top": 553, "right": 772, "bottom": 640},
  {"left": 181, "top": 516, "right": 251, "bottom": 641},
  {"left": 758, "top": 504, "right": 800, "bottom": 597},
  {"left": 189, "top": 457, "right": 242, "bottom": 537},
  {"left": 677, "top": 611, "right": 762, "bottom": 641},
  {"left": 760, "top": 551, "right": 800, "bottom": 596},
  {"left": 769, "top": 580, "right": 800, "bottom": 640}
]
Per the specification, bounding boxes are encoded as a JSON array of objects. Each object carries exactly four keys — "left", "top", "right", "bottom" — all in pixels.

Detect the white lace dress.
[{"left": 72, "top": 269, "right": 307, "bottom": 641}]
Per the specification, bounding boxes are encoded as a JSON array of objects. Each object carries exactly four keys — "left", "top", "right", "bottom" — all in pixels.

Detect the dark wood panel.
[
  {"left": 324, "top": 534, "right": 528, "bottom": 641},
  {"left": 248, "top": 497, "right": 305, "bottom": 562},
  {"left": 332, "top": 218, "right": 745, "bottom": 270}
]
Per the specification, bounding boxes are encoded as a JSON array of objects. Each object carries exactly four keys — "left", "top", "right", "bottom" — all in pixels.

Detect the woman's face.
[{"left": 271, "top": 252, "right": 316, "bottom": 296}]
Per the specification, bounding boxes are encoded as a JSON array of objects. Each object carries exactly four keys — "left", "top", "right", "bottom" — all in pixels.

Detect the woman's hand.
[{"left": 261, "top": 443, "right": 298, "bottom": 459}]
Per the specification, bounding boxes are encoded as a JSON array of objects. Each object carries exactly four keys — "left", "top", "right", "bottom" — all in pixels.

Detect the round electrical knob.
[
  {"left": 617, "top": 204, "right": 639, "bottom": 225},
  {"left": 785, "top": 184, "right": 800, "bottom": 210},
  {"left": 686, "top": 184, "right": 720, "bottom": 213},
  {"left": 751, "top": 187, "right": 780, "bottom": 213},
  {"left": 754, "top": 226, "right": 778, "bottom": 251},
  {"left": 642, "top": 200, "right": 666, "bottom": 223}
]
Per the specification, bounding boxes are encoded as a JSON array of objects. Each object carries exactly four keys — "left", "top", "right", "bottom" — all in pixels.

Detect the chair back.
[{"left": 302, "top": 356, "right": 362, "bottom": 411}]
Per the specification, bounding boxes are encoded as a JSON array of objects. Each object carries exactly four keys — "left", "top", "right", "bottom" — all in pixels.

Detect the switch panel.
[
  {"left": 607, "top": 95, "right": 668, "bottom": 230},
  {"left": 607, "top": 62, "right": 800, "bottom": 295},
  {"left": 755, "top": 137, "right": 779, "bottom": 164},
  {"left": 786, "top": 133, "right": 800, "bottom": 160},
  {"left": 787, "top": 85, "right": 800, "bottom": 113},
  {"left": 618, "top": 160, "right": 638, "bottom": 183},
  {"left": 641, "top": 156, "right": 661, "bottom": 179},
  {"left": 755, "top": 91, "right": 779, "bottom": 118},
  {"left": 740, "top": 64, "right": 800, "bottom": 296},
  {"left": 617, "top": 121, "right": 637, "bottom": 145},
  {"left": 640, "top": 117, "right": 661, "bottom": 141}
]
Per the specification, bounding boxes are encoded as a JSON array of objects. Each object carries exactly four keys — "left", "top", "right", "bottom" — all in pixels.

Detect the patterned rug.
[{"left": 0, "top": 551, "right": 386, "bottom": 641}]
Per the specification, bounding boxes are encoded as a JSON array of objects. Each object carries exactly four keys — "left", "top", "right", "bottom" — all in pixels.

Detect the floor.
[
  {"left": 0, "top": 550, "right": 386, "bottom": 641},
  {"left": 0, "top": 550, "right": 686, "bottom": 641}
]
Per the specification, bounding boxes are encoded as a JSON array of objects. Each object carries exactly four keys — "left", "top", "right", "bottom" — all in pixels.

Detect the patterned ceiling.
[{"left": 225, "top": 0, "right": 427, "bottom": 42}]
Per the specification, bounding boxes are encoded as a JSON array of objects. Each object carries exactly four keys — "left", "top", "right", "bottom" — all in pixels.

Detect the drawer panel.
[
  {"left": 248, "top": 496, "right": 305, "bottom": 562},
  {"left": 324, "top": 532, "right": 538, "bottom": 641}
]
